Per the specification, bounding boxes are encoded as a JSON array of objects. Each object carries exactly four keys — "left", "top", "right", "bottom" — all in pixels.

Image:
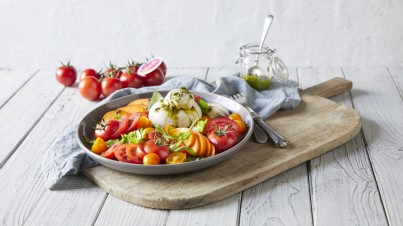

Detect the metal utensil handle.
[
  {"left": 258, "top": 15, "right": 274, "bottom": 50},
  {"left": 254, "top": 118, "right": 288, "bottom": 148},
  {"left": 253, "top": 121, "right": 269, "bottom": 144}
]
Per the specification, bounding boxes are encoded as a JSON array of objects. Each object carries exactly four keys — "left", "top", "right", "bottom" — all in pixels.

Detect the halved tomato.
[
  {"left": 94, "top": 120, "right": 119, "bottom": 141},
  {"left": 114, "top": 144, "right": 142, "bottom": 164},
  {"left": 110, "top": 116, "right": 130, "bottom": 139},
  {"left": 126, "top": 112, "right": 148, "bottom": 132}
]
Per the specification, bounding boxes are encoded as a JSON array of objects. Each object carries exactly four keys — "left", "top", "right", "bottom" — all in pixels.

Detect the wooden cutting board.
[{"left": 83, "top": 77, "right": 360, "bottom": 209}]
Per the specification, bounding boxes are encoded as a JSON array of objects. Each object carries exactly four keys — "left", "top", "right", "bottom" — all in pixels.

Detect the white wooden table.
[{"left": 1, "top": 67, "right": 402, "bottom": 226}]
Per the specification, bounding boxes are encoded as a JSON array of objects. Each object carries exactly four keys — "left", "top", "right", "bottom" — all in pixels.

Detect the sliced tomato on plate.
[
  {"left": 109, "top": 116, "right": 130, "bottom": 139},
  {"left": 94, "top": 120, "right": 120, "bottom": 141},
  {"left": 113, "top": 143, "right": 142, "bottom": 164}
]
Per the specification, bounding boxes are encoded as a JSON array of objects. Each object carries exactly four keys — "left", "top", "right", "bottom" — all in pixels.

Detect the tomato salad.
[{"left": 87, "top": 87, "right": 248, "bottom": 165}]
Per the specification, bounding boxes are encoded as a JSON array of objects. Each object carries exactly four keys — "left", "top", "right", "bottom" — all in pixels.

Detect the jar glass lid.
[{"left": 271, "top": 56, "right": 289, "bottom": 82}]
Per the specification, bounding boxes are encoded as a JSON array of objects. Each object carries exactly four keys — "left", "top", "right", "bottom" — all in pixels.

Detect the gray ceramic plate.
[{"left": 76, "top": 91, "right": 253, "bottom": 175}]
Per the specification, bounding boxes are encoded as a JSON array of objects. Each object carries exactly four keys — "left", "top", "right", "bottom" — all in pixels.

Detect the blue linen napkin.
[{"left": 42, "top": 76, "right": 300, "bottom": 190}]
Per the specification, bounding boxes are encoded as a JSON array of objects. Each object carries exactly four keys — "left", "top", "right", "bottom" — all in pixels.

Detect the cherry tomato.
[
  {"left": 124, "top": 143, "right": 142, "bottom": 164},
  {"left": 141, "top": 127, "right": 155, "bottom": 140},
  {"left": 233, "top": 120, "right": 247, "bottom": 134},
  {"left": 110, "top": 117, "right": 130, "bottom": 139},
  {"left": 144, "top": 140, "right": 170, "bottom": 162},
  {"left": 80, "top": 68, "right": 99, "bottom": 80},
  {"left": 143, "top": 153, "right": 161, "bottom": 165},
  {"left": 135, "top": 142, "right": 147, "bottom": 160},
  {"left": 193, "top": 95, "right": 201, "bottom": 103},
  {"left": 91, "top": 137, "right": 108, "bottom": 154},
  {"left": 158, "top": 61, "right": 167, "bottom": 75},
  {"left": 229, "top": 113, "right": 243, "bottom": 122},
  {"left": 206, "top": 116, "right": 240, "bottom": 134},
  {"left": 137, "top": 116, "right": 151, "bottom": 129},
  {"left": 119, "top": 72, "right": 143, "bottom": 88},
  {"left": 114, "top": 144, "right": 141, "bottom": 163},
  {"left": 101, "top": 77, "right": 123, "bottom": 98},
  {"left": 55, "top": 62, "right": 77, "bottom": 87},
  {"left": 94, "top": 120, "right": 119, "bottom": 141},
  {"left": 105, "top": 63, "right": 123, "bottom": 77},
  {"left": 101, "top": 143, "right": 119, "bottom": 159},
  {"left": 126, "top": 112, "right": 148, "bottom": 132},
  {"left": 141, "top": 68, "right": 164, "bottom": 86},
  {"left": 166, "top": 152, "right": 187, "bottom": 164},
  {"left": 207, "top": 121, "right": 239, "bottom": 153},
  {"left": 78, "top": 76, "right": 102, "bottom": 101}
]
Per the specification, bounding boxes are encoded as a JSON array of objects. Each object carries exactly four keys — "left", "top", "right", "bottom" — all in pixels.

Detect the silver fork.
[{"left": 230, "top": 93, "right": 288, "bottom": 148}]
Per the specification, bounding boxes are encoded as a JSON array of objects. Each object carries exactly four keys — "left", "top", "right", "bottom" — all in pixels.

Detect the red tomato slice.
[
  {"left": 100, "top": 143, "right": 119, "bottom": 159},
  {"left": 110, "top": 117, "right": 130, "bottom": 139},
  {"left": 126, "top": 112, "right": 148, "bottom": 133},
  {"left": 94, "top": 120, "right": 119, "bottom": 141},
  {"left": 114, "top": 143, "right": 142, "bottom": 164},
  {"left": 135, "top": 142, "right": 147, "bottom": 160},
  {"left": 144, "top": 140, "right": 170, "bottom": 162}
]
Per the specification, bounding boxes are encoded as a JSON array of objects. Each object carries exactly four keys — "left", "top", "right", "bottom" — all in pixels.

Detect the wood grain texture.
[
  {"left": 345, "top": 67, "right": 403, "bottom": 226},
  {"left": 298, "top": 67, "right": 387, "bottom": 226},
  {"left": 237, "top": 68, "right": 312, "bottom": 226},
  {"left": 83, "top": 83, "right": 361, "bottom": 209},
  {"left": 0, "top": 86, "right": 108, "bottom": 226},
  {"left": 0, "top": 69, "right": 63, "bottom": 168},
  {"left": 0, "top": 69, "right": 38, "bottom": 108}
]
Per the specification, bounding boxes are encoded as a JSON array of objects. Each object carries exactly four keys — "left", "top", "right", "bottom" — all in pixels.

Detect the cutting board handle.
[{"left": 300, "top": 77, "right": 352, "bottom": 98}]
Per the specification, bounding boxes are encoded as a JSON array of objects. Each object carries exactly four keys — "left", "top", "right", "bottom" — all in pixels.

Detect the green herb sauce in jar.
[{"left": 241, "top": 74, "right": 271, "bottom": 91}]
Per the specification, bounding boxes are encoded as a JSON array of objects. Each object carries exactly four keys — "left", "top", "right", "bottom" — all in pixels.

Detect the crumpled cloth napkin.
[{"left": 42, "top": 76, "right": 300, "bottom": 190}]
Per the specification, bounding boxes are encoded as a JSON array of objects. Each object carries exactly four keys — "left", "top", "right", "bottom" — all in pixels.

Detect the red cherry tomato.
[
  {"left": 55, "top": 62, "right": 77, "bottom": 87},
  {"left": 120, "top": 72, "right": 142, "bottom": 88},
  {"left": 135, "top": 142, "right": 147, "bottom": 160},
  {"left": 143, "top": 139, "right": 170, "bottom": 162},
  {"left": 104, "top": 63, "right": 123, "bottom": 77},
  {"left": 141, "top": 68, "right": 164, "bottom": 86},
  {"left": 79, "top": 69, "right": 99, "bottom": 80},
  {"left": 126, "top": 112, "right": 148, "bottom": 133},
  {"left": 94, "top": 120, "right": 119, "bottom": 141},
  {"left": 78, "top": 76, "right": 102, "bottom": 101},
  {"left": 113, "top": 144, "right": 141, "bottom": 163},
  {"left": 109, "top": 117, "right": 130, "bottom": 139},
  {"left": 101, "top": 77, "right": 123, "bottom": 98}
]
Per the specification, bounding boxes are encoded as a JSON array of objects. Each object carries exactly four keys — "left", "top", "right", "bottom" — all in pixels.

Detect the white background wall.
[{"left": 1, "top": 0, "right": 403, "bottom": 70}]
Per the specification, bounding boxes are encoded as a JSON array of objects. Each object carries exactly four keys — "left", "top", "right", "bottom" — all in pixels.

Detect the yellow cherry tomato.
[
  {"left": 143, "top": 153, "right": 161, "bottom": 165},
  {"left": 137, "top": 116, "right": 151, "bottom": 129},
  {"left": 233, "top": 120, "right": 247, "bottom": 134},
  {"left": 91, "top": 137, "right": 108, "bottom": 154},
  {"left": 141, "top": 127, "right": 155, "bottom": 139},
  {"left": 166, "top": 152, "right": 187, "bottom": 164},
  {"left": 229, "top": 113, "right": 243, "bottom": 121}
]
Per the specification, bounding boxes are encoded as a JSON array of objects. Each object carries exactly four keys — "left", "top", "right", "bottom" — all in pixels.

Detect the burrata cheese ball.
[{"left": 148, "top": 87, "right": 202, "bottom": 128}]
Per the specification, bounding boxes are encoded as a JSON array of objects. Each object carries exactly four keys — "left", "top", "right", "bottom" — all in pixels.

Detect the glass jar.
[{"left": 236, "top": 43, "right": 289, "bottom": 90}]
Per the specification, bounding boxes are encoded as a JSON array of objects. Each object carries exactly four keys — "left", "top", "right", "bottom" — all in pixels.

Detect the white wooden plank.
[
  {"left": 344, "top": 67, "right": 403, "bottom": 225},
  {"left": 167, "top": 195, "right": 240, "bottom": 226},
  {"left": 0, "top": 86, "right": 108, "bottom": 226},
  {"left": 298, "top": 67, "right": 387, "bottom": 226},
  {"left": 0, "top": 69, "right": 63, "bottom": 168},
  {"left": 235, "top": 68, "right": 312, "bottom": 226},
  {"left": 94, "top": 196, "right": 168, "bottom": 226},
  {"left": 0, "top": 68, "right": 38, "bottom": 108}
]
